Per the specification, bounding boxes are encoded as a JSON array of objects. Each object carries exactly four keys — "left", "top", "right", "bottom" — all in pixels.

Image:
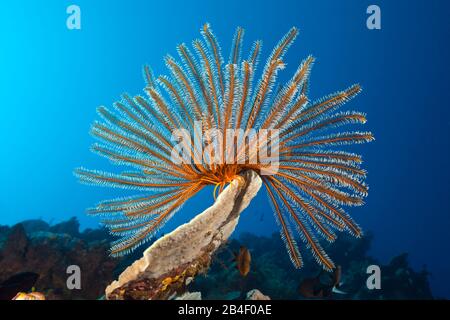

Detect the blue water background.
[{"left": 1, "top": 0, "right": 449, "bottom": 297}]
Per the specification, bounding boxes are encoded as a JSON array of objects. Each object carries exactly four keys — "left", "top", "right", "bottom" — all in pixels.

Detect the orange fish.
[{"left": 234, "top": 246, "right": 251, "bottom": 277}]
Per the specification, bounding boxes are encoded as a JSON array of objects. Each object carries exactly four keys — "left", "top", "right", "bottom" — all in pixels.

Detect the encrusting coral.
[{"left": 105, "top": 170, "right": 261, "bottom": 300}]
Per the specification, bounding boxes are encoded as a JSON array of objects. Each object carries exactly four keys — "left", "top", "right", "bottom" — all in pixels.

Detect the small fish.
[
  {"left": 234, "top": 246, "right": 251, "bottom": 277},
  {"left": 332, "top": 265, "right": 344, "bottom": 293},
  {"left": 12, "top": 291, "right": 45, "bottom": 300},
  {"left": 298, "top": 266, "right": 346, "bottom": 298},
  {"left": 0, "top": 272, "right": 39, "bottom": 300}
]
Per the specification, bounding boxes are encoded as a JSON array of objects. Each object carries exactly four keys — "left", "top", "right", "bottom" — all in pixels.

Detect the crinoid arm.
[{"left": 76, "top": 23, "right": 373, "bottom": 270}]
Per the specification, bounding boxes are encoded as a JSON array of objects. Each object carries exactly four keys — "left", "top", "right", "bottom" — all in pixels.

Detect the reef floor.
[{"left": 0, "top": 217, "right": 433, "bottom": 300}]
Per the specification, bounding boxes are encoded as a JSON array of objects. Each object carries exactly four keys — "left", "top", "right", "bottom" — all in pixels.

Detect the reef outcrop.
[
  {"left": 0, "top": 173, "right": 435, "bottom": 300},
  {"left": 0, "top": 218, "right": 120, "bottom": 300},
  {"left": 246, "top": 289, "right": 271, "bottom": 300},
  {"left": 105, "top": 170, "right": 262, "bottom": 300},
  {"left": 190, "top": 232, "right": 434, "bottom": 300}
]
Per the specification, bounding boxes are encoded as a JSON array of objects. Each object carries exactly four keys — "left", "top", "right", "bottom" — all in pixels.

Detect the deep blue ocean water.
[{"left": 1, "top": 0, "right": 449, "bottom": 298}]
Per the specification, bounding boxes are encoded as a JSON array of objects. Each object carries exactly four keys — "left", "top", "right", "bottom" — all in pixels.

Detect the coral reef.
[
  {"left": 189, "top": 232, "right": 433, "bottom": 300},
  {"left": 0, "top": 218, "right": 121, "bottom": 300},
  {"left": 0, "top": 211, "right": 433, "bottom": 300},
  {"left": 105, "top": 170, "right": 262, "bottom": 300}
]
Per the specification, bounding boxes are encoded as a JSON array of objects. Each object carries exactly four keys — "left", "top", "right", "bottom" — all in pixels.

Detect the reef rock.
[
  {"left": 0, "top": 219, "right": 121, "bottom": 300},
  {"left": 190, "top": 232, "right": 434, "bottom": 300},
  {"left": 48, "top": 217, "right": 80, "bottom": 238},
  {"left": 105, "top": 170, "right": 262, "bottom": 300},
  {"left": 175, "top": 291, "right": 202, "bottom": 300},
  {"left": 246, "top": 289, "right": 271, "bottom": 300},
  {"left": 20, "top": 219, "right": 50, "bottom": 234}
]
